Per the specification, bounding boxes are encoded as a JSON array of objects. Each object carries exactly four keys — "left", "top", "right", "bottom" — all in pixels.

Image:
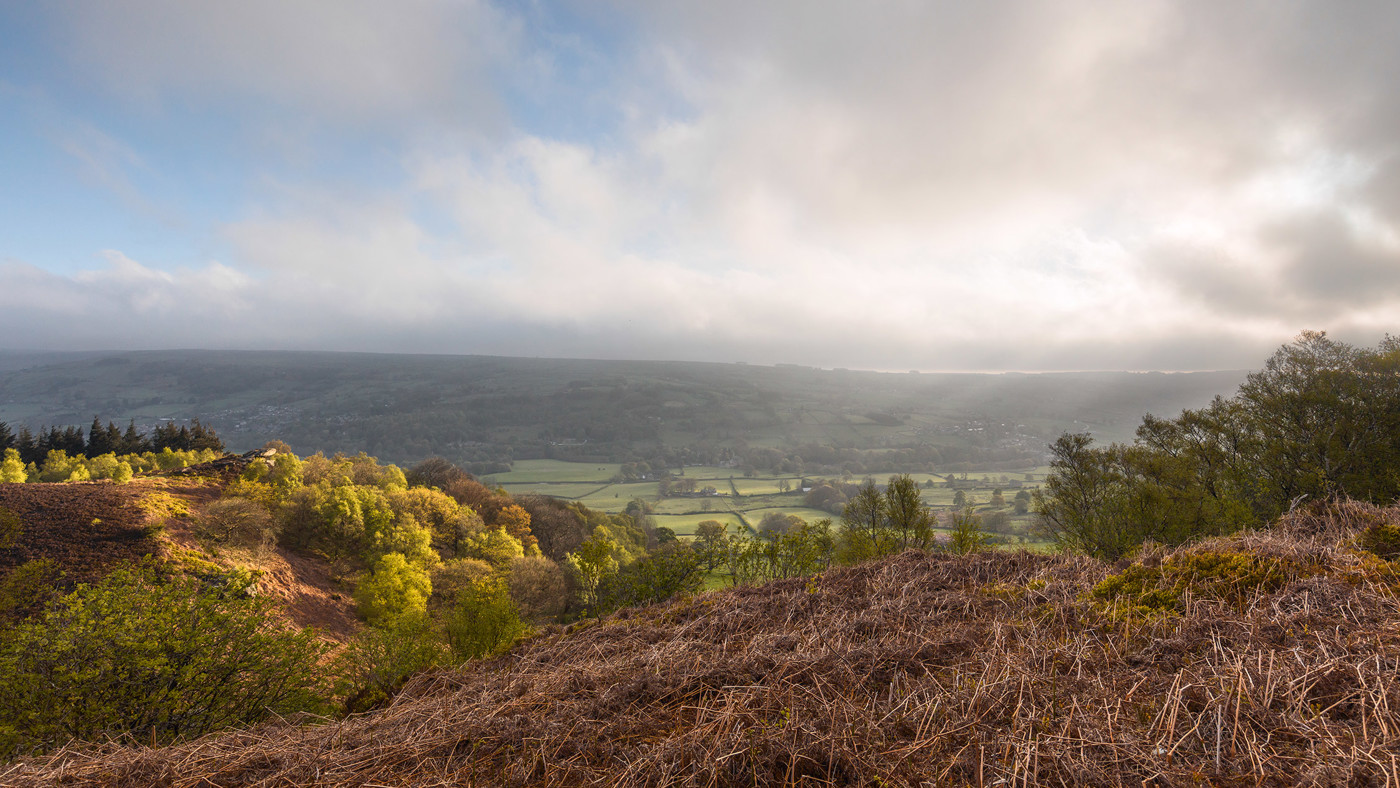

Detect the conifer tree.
[
  {"left": 122, "top": 420, "right": 145, "bottom": 454},
  {"left": 87, "top": 416, "right": 112, "bottom": 457},
  {"left": 16, "top": 427, "right": 39, "bottom": 465}
]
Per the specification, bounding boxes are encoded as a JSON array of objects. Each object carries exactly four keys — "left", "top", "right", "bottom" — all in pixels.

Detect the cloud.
[
  {"left": 9, "top": 1, "right": 1400, "bottom": 369},
  {"left": 51, "top": 0, "right": 515, "bottom": 128}
]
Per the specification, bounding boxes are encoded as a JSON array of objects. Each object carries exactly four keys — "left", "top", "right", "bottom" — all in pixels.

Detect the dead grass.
[{"left": 8, "top": 501, "right": 1400, "bottom": 786}]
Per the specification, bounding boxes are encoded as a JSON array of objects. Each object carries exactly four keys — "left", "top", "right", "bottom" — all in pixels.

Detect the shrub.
[
  {"left": 335, "top": 613, "right": 448, "bottom": 714},
  {"left": 0, "top": 559, "right": 59, "bottom": 625},
  {"left": 443, "top": 578, "right": 527, "bottom": 661},
  {"left": 1357, "top": 522, "right": 1400, "bottom": 561},
  {"left": 196, "top": 498, "right": 279, "bottom": 549},
  {"left": 1092, "top": 549, "right": 1306, "bottom": 616},
  {"left": 0, "top": 562, "right": 327, "bottom": 759},
  {"left": 947, "top": 509, "right": 991, "bottom": 556}
]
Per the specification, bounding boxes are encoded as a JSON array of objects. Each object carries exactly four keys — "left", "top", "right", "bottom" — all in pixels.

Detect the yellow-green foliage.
[
  {"left": 137, "top": 491, "right": 192, "bottom": 520},
  {"left": 1, "top": 449, "right": 28, "bottom": 483},
  {"left": 1357, "top": 522, "right": 1400, "bottom": 561},
  {"left": 463, "top": 526, "right": 525, "bottom": 568},
  {"left": 36, "top": 450, "right": 89, "bottom": 483},
  {"left": 355, "top": 552, "right": 433, "bottom": 626},
  {"left": 1092, "top": 549, "right": 1307, "bottom": 616}
]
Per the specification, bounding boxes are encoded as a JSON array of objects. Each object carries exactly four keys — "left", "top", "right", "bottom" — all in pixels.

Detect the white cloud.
[
  {"left": 10, "top": 1, "right": 1400, "bottom": 368},
  {"left": 54, "top": 0, "right": 515, "bottom": 128}
]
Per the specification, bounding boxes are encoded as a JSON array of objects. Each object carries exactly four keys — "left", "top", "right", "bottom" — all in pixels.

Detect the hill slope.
[
  {"left": 8, "top": 500, "right": 1400, "bottom": 787},
  {"left": 0, "top": 350, "right": 1246, "bottom": 467},
  {"left": 0, "top": 477, "right": 359, "bottom": 642}
]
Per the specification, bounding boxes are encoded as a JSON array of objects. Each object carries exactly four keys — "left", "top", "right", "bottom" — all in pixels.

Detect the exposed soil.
[
  {"left": 0, "top": 474, "right": 358, "bottom": 643},
  {"left": 0, "top": 483, "right": 154, "bottom": 586}
]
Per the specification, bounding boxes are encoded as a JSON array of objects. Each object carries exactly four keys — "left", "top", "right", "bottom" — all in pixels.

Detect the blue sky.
[{"left": 3, "top": 1, "right": 1399, "bottom": 370}]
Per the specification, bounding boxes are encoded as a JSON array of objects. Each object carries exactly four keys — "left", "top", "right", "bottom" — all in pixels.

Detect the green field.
[
  {"left": 482, "top": 460, "right": 1047, "bottom": 543},
  {"left": 651, "top": 512, "right": 745, "bottom": 538},
  {"left": 486, "top": 460, "right": 622, "bottom": 484}
]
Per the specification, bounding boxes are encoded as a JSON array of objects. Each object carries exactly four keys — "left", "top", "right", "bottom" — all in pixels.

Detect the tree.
[
  {"left": 947, "top": 509, "right": 990, "bottom": 555},
  {"left": 463, "top": 527, "right": 525, "bottom": 568},
  {"left": 0, "top": 448, "right": 27, "bottom": 483},
  {"left": 507, "top": 556, "right": 568, "bottom": 621},
  {"left": 598, "top": 542, "right": 705, "bottom": 611},
  {"left": 87, "top": 417, "right": 113, "bottom": 457},
  {"left": 884, "top": 474, "right": 935, "bottom": 549},
  {"left": 990, "top": 488, "right": 1006, "bottom": 508},
  {"left": 694, "top": 520, "right": 728, "bottom": 570},
  {"left": 335, "top": 612, "right": 446, "bottom": 714},
  {"left": 443, "top": 577, "right": 527, "bottom": 661},
  {"left": 196, "top": 498, "right": 278, "bottom": 549},
  {"left": 565, "top": 528, "right": 620, "bottom": 609},
  {"left": 1012, "top": 490, "right": 1032, "bottom": 515},
  {"left": 406, "top": 457, "right": 472, "bottom": 491},
  {"left": 493, "top": 504, "right": 538, "bottom": 554},
  {"left": 355, "top": 552, "right": 433, "bottom": 626},
  {"left": 837, "top": 479, "right": 891, "bottom": 562}
]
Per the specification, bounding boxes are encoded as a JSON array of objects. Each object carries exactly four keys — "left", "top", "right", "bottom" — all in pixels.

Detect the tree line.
[
  {"left": 1034, "top": 331, "right": 1400, "bottom": 559},
  {"left": 0, "top": 417, "right": 223, "bottom": 466}
]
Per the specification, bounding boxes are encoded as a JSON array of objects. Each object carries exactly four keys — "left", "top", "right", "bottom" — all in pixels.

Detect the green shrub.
[
  {"left": 0, "top": 561, "right": 327, "bottom": 759},
  {"left": 1356, "top": 522, "right": 1400, "bottom": 561},
  {"left": 0, "top": 559, "right": 59, "bottom": 625},
  {"left": 443, "top": 578, "right": 527, "bottom": 661},
  {"left": 334, "top": 613, "right": 447, "bottom": 714},
  {"left": 1092, "top": 549, "right": 1305, "bottom": 616}
]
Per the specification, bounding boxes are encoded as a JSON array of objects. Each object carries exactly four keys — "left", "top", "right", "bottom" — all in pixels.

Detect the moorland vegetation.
[{"left": 1, "top": 331, "right": 1398, "bottom": 785}]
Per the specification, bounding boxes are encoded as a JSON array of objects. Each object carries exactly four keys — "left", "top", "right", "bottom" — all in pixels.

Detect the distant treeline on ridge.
[{"left": 0, "top": 417, "right": 224, "bottom": 466}]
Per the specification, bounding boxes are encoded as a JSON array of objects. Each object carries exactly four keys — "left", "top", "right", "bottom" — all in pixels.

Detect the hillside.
[
  {"left": 0, "top": 475, "right": 359, "bottom": 642},
  {"left": 8, "top": 499, "right": 1400, "bottom": 787},
  {"left": 0, "top": 350, "right": 1246, "bottom": 470}
]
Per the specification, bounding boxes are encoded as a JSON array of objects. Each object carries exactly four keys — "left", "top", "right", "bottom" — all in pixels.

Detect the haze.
[{"left": 2, "top": 1, "right": 1397, "bottom": 371}]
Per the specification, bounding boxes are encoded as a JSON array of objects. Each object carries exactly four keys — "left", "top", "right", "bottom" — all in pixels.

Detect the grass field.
[
  {"left": 651, "top": 512, "right": 745, "bottom": 538},
  {"left": 485, "top": 460, "right": 1047, "bottom": 542},
  {"left": 486, "top": 460, "right": 622, "bottom": 484}
]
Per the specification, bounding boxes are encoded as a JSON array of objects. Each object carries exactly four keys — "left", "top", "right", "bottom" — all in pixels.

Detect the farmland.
[{"left": 485, "top": 459, "right": 1048, "bottom": 540}]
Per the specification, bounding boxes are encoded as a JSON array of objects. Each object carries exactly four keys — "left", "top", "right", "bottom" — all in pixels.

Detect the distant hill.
[{"left": 0, "top": 350, "right": 1246, "bottom": 470}]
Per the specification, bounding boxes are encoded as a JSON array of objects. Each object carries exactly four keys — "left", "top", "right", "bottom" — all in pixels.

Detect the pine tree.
[
  {"left": 0, "top": 422, "right": 13, "bottom": 452},
  {"left": 122, "top": 420, "right": 145, "bottom": 454},
  {"left": 16, "top": 427, "right": 39, "bottom": 465},
  {"left": 104, "top": 421, "right": 122, "bottom": 454},
  {"left": 87, "top": 417, "right": 111, "bottom": 457},
  {"left": 61, "top": 426, "right": 85, "bottom": 456}
]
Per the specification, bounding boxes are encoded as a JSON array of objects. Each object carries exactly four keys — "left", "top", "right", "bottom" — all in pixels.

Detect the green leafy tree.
[
  {"left": 884, "top": 474, "right": 935, "bottom": 549},
  {"left": 0, "top": 448, "right": 26, "bottom": 483},
  {"left": 837, "top": 479, "right": 892, "bottom": 562},
  {"left": 947, "top": 509, "right": 991, "bottom": 555},
  {"left": 694, "top": 520, "right": 728, "bottom": 570},
  {"left": 565, "top": 527, "right": 620, "bottom": 609},
  {"left": 598, "top": 542, "right": 704, "bottom": 611},
  {"left": 1012, "top": 489, "right": 1031, "bottom": 515},
  {"left": 355, "top": 552, "right": 433, "bottom": 626},
  {"left": 443, "top": 577, "right": 527, "bottom": 661},
  {"left": 335, "top": 612, "right": 447, "bottom": 714}
]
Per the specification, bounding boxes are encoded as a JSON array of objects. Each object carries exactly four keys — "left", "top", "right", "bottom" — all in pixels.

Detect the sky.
[{"left": 2, "top": 1, "right": 1398, "bottom": 372}]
